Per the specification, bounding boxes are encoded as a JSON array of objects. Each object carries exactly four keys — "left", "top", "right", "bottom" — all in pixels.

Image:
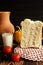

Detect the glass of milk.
[{"left": 2, "top": 33, "right": 13, "bottom": 47}]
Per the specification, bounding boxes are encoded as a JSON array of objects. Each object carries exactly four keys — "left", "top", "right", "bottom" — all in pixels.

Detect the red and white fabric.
[{"left": 14, "top": 46, "right": 43, "bottom": 61}]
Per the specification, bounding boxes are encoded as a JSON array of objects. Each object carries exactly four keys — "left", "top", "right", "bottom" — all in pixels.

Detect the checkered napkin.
[{"left": 14, "top": 46, "right": 43, "bottom": 61}]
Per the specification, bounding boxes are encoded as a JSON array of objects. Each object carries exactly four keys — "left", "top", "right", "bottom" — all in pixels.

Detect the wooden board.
[{"left": 0, "top": 59, "right": 43, "bottom": 65}]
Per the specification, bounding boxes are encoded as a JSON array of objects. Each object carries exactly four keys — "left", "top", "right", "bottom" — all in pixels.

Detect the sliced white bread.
[{"left": 20, "top": 19, "right": 43, "bottom": 48}]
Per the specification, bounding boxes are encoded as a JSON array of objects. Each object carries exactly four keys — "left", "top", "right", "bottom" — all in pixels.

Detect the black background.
[
  {"left": 0, "top": 0, "right": 43, "bottom": 45},
  {"left": 0, "top": 0, "right": 43, "bottom": 27},
  {"left": 11, "top": 0, "right": 43, "bottom": 27}
]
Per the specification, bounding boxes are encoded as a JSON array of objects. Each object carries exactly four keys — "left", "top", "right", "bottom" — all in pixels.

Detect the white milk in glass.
[{"left": 2, "top": 33, "right": 13, "bottom": 47}]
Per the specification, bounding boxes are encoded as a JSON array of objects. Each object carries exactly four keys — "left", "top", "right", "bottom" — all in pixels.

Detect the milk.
[{"left": 2, "top": 33, "right": 13, "bottom": 47}]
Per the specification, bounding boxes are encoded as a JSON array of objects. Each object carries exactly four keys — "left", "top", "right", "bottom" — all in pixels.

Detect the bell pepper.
[{"left": 14, "top": 26, "right": 22, "bottom": 43}]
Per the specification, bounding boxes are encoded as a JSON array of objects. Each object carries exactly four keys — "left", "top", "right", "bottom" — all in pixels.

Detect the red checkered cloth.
[{"left": 14, "top": 46, "right": 43, "bottom": 61}]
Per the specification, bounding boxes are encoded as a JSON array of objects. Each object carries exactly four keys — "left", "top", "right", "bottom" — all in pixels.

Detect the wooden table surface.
[
  {"left": 0, "top": 60, "right": 43, "bottom": 65},
  {"left": 0, "top": 35, "right": 43, "bottom": 65}
]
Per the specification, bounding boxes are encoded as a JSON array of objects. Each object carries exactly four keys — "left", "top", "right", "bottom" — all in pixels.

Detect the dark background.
[
  {"left": 11, "top": 0, "right": 43, "bottom": 27},
  {"left": 0, "top": 0, "right": 43, "bottom": 44},
  {"left": 0, "top": 0, "right": 43, "bottom": 27}
]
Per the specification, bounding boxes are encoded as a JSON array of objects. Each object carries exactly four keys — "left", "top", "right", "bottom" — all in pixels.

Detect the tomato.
[
  {"left": 3, "top": 46, "right": 12, "bottom": 54},
  {"left": 11, "top": 53, "right": 21, "bottom": 62}
]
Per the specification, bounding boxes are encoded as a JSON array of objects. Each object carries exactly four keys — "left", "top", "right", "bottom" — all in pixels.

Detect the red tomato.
[
  {"left": 3, "top": 46, "right": 12, "bottom": 54},
  {"left": 12, "top": 53, "right": 21, "bottom": 62}
]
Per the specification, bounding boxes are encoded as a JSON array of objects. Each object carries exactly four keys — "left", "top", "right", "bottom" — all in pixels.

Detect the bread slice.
[{"left": 20, "top": 19, "right": 43, "bottom": 48}]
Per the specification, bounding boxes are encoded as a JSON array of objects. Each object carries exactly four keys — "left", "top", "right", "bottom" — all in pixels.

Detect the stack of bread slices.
[{"left": 20, "top": 19, "right": 43, "bottom": 48}]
